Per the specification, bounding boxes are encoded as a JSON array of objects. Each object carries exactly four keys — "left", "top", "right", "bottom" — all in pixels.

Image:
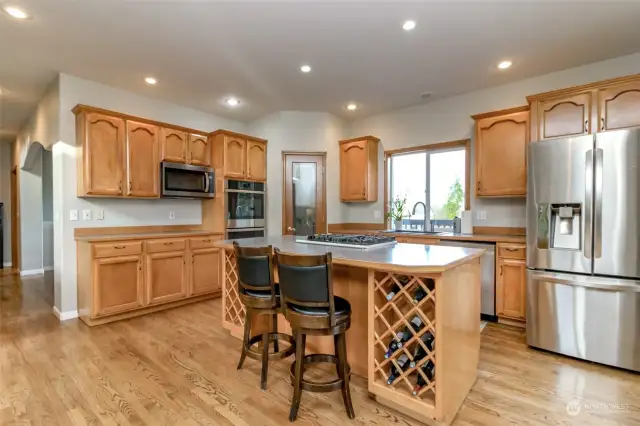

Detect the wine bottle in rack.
[
  {"left": 386, "top": 284, "right": 401, "bottom": 301},
  {"left": 386, "top": 354, "right": 410, "bottom": 385},
  {"left": 396, "top": 315, "right": 424, "bottom": 344},
  {"left": 384, "top": 338, "right": 402, "bottom": 358},
  {"left": 412, "top": 360, "right": 435, "bottom": 395},
  {"left": 412, "top": 287, "right": 427, "bottom": 304},
  {"left": 409, "top": 331, "right": 435, "bottom": 368}
]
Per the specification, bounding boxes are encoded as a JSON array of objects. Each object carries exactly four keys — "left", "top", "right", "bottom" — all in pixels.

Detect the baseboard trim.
[
  {"left": 44, "top": 266, "right": 54, "bottom": 271},
  {"left": 20, "top": 268, "right": 45, "bottom": 276},
  {"left": 53, "top": 306, "right": 79, "bottom": 321}
]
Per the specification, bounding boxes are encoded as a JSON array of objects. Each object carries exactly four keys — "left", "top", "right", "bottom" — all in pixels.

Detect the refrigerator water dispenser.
[{"left": 550, "top": 204, "right": 581, "bottom": 250}]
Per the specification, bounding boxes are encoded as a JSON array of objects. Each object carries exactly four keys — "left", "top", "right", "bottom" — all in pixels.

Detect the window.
[{"left": 386, "top": 140, "right": 469, "bottom": 232}]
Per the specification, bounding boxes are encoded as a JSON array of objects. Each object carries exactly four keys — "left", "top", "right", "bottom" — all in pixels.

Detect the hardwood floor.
[{"left": 1, "top": 272, "right": 638, "bottom": 425}]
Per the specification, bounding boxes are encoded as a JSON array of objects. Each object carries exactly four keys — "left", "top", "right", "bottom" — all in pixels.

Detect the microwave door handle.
[{"left": 204, "top": 173, "right": 210, "bottom": 193}]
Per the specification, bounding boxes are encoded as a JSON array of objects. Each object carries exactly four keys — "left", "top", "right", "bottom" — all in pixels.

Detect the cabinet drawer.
[
  {"left": 93, "top": 241, "right": 142, "bottom": 258},
  {"left": 146, "top": 238, "right": 187, "bottom": 254},
  {"left": 190, "top": 235, "right": 221, "bottom": 250},
  {"left": 498, "top": 244, "right": 526, "bottom": 260},
  {"left": 395, "top": 236, "right": 439, "bottom": 245}
]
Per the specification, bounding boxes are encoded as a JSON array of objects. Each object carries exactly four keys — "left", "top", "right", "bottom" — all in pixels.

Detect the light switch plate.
[
  {"left": 82, "top": 210, "right": 92, "bottom": 220},
  {"left": 169, "top": 211, "right": 176, "bottom": 220},
  {"left": 96, "top": 210, "right": 104, "bottom": 220},
  {"left": 69, "top": 210, "right": 78, "bottom": 221}
]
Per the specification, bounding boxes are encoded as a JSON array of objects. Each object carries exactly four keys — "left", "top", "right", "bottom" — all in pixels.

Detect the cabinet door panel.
[
  {"left": 599, "top": 81, "right": 640, "bottom": 132},
  {"left": 539, "top": 92, "right": 591, "bottom": 140},
  {"left": 224, "top": 136, "right": 246, "bottom": 178},
  {"left": 93, "top": 255, "right": 143, "bottom": 317},
  {"left": 146, "top": 251, "right": 188, "bottom": 305},
  {"left": 247, "top": 140, "right": 267, "bottom": 181},
  {"left": 496, "top": 258, "right": 526, "bottom": 320},
  {"left": 476, "top": 111, "right": 528, "bottom": 196},
  {"left": 340, "top": 140, "right": 367, "bottom": 201},
  {"left": 127, "top": 121, "right": 159, "bottom": 197},
  {"left": 160, "top": 128, "right": 187, "bottom": 163},
  {"left": 85, "top": 113, "right": 125, "bottom": 195},
  {"left": 189, "top": 134, "right": 211, "bottom": 166},
  {"left": 190, "top": 248, "right": 221, "bottom": 296}
]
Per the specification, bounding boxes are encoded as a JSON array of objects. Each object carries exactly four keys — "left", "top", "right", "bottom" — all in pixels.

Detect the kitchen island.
[{"left": 214, "top": 236, "right": 483, "bottom": 425}]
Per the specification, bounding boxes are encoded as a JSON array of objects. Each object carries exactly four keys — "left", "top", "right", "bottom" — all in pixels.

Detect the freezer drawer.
[{"left": 527, "top": 269, "right": 640, "bottom": 372}]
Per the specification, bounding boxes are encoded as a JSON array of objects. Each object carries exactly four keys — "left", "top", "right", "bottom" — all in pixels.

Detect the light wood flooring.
[{"left": 1, "top": 272, "right": 638, "bottom": 425}]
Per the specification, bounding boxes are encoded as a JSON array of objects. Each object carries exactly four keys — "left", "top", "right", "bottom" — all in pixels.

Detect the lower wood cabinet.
[
  {"left": 146, "top": 251, "right": 188, "bottom": 305},
  {"left": 77, "top": 234, "right": 222, "bottom": 326},
  {"left": 93, "top": 254, "right": 144, "bottom": 317},
  {"left": 190, "top": 248, "right": 221, "bottom": 295},
  {"left": 496, "top": 243, "right": 526, "bottom": 323}
]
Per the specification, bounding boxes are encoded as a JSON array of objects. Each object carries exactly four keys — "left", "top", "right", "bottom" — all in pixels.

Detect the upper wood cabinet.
[
  {"left": 77, "top": 112, "right": 126, "bottom": 196},
  {"left": 473, "top": 107, "right": 529, "bottom": 197},
  {"left": 126, "top": 121, "right": 159, "bottom": 198},
  {"left": 212, "top": 130, "right": 268, "bottom": 181},
  {"left": 597, "top": 80, "right": 640, "bottom": 132},
  {"left": 93, "top": 254, "right": 144, "bottom": 317},
  {"left": 527, "top": 74, "right": 640, "bottom": 142},
  {"left": 188, "top": 133, "right": 211, "bottom": 167},
  {"left": 160, "top": 128, "right": 188, "bottom": 163},
  {"left": 339, "top": 136, "right": 379, "bottom": 202},
  {"left": 247, "top": 140, "right": 267, "bottom": 181}
]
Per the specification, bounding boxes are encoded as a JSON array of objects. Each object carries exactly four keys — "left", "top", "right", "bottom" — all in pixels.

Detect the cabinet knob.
[{"left": 287, "top": 227, "right": 296, "bottom": 232}]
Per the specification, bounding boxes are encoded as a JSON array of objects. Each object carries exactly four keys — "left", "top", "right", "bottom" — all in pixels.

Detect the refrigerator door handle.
[
  {"left": 594, "top": 148, "right": 603, "bottom": 259},
  {"left": 530, "top": 271, "right": 640, "bottom": 293},
  {"left": 584, "top": 149, "right": 593, "bottom": 259}
]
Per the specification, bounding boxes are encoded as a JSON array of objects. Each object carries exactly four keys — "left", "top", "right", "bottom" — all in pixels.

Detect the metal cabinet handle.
[
  {"left": 601, "top": 117, "right": 605, "bottom": 131},
  {"left": 163, "top": 242, "right": 173, "bottom": 245},
  {"left": 129, "top": 181, "right": 132, "bottom": 192},
  {"left": 504, "top": 248, "right": 519, "bottom": 252},
  {"left": 119, "top": 181, "right": 122, "bottom": 192},
  {"left": 202, "top": 239, "right": 211, "bottom": 243},
  {"left": 114, "top": 245, "right": 126, "bottom": 249},
  {"left": 584, "top": 119, "right": 588, "bottom": 133},
  {"left": 138, "top": 261, "right": 142, "bottom": 271},
  {"left": 500, "top": 265, "right": 503, "bottom": 276}
]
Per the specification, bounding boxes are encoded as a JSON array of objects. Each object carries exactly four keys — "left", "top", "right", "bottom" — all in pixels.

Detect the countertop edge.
[
  {"left": 337, "top": 230, "right": 526, "bottom": 244},
  {"left": 76, "top": 231, "right": 224, "bottom": 242}
]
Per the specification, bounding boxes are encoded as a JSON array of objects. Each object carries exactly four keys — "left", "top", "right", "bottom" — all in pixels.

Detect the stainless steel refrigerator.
[{"left": 527, "top": 128, "right": 640, "bottom": 372}]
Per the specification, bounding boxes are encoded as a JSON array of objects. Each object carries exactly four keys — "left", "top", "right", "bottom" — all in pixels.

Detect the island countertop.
[{"left": 214, "top": 235, "right": 484, "bottom": 274}]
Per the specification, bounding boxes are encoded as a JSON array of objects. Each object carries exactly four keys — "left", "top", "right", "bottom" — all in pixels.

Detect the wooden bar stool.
[
  {"left": 234, "top": 242, "right": 295, "bottom": 390},
  {"left": 274, "top": 249, "right": 355, "bottom": 422}
]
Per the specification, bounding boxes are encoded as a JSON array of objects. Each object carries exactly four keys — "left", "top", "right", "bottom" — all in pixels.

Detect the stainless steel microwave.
[{"left": 161, "top": 162, "right": 215, "bottom": 199}]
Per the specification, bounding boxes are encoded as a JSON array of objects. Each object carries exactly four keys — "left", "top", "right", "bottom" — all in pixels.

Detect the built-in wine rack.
[
  {"left": 222, "top": 250, "right": 246, "bottom": 334},
  {"left": 371, "top": 271, "right": 437, "bottom": 407}
]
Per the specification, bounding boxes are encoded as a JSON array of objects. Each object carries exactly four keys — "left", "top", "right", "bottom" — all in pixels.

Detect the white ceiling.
[{"left": 1, "top": 0, "right": 640, "bottom": 143}]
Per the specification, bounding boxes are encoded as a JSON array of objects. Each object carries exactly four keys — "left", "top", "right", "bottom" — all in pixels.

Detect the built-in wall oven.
[{"left": 226, "top": 180, "right": 265, "bottom": 239}]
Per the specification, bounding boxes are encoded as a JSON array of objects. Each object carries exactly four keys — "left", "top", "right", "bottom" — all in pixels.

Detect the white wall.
[
  {"left": 0, "top": 142, "right": 12, "bottom": 267},
  {"left": 248, "top": 111, "right": 348, "bottom": 234},
  {"left": 348, "top": 52, "right": 640, "bottom": 227},
  {"left": 42, "top": 149, "right": 53, "bottom": 269},
  {"left": 54, "top": 74, "right": 247, "bottom": 316}
]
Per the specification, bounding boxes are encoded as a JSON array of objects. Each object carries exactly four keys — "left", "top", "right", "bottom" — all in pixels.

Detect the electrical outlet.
[
  {"left": 373, "top": 210, "right": 382, "bottom": 219},
  {"left": 82, "top": 210, "right": 92, "bottom": 220},
  {"left": 96, "top": 210, "right": 104, "bottom": 220},
  {"left": 475, "top": 211, "right": 487, "bottom": 220},
  {"left": 169, "top": 211, "right": 176, "bottom": 220},
  {"left": 69, "top": 210, "right": 78, "bottom": 221}
]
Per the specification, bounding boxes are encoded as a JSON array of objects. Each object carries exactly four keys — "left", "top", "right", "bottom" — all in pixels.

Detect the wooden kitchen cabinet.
[
  {"left": 146, "top": 251, "right": 188, "bottom": 305},
  {"left": 597, "top": 79, "right": 640, "bottom": 132},
  {"left": 247, "top": 140, "right": 267, "bottom": 181},
  {"left": 223, "top": 135, "right": 246, "bottom": 178},
  {"left": 160, "top": 127, "right": 188, "bottom": 163},
  {"left": 339, "top": 136, "right": 379, "bottom": 202},
  {"left": 190, "top": 248, "right": 221, "bottom": 296},
  {"left": 77, "top": 112, "right": 125, "bottom": 196},
  {"left": 188, "top": 133, "right": 211, "bottom": 166},
  {"left": 126, "top": 121, "right": 159, "bottom": 198},
  {"left": 536, "top": 92, "right": 592, "bottom": 141},
  {"left": 473, "top": 106, "right": 529, "bottom": 197},
  {"left": 93, "top": 254, "right": 144, "bottom": 317},
  {"left": 496, "top": 243, "right": 526, "bottom": 323}
]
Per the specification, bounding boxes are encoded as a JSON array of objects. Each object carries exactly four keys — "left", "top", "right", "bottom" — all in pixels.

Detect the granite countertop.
[
  {"left": 76, "top": 230, "right": 223, "bottom": 242},
  {"left": 334, "top": 229, "right": 526, "bottom": 244},
  {"left": 214, "top": 236, "right": 484, "bottom": 274}
]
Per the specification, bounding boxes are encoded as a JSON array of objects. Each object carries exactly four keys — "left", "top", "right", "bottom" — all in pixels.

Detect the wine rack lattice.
[
  {"left": 372, "top": 271, "right": 437, "bottom": 404},
  {"left": 222, "top": 250, "right": 246, "bottom": 330}
]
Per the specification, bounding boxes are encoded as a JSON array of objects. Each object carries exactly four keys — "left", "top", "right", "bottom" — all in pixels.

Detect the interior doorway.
[{"left": 282, "top": 152, "right": 326, "bottom": 236}]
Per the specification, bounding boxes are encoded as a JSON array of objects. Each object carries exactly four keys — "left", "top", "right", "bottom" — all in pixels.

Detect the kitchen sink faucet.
[{"left": 412, "top": 202, "right": 432, "bottom": 232}]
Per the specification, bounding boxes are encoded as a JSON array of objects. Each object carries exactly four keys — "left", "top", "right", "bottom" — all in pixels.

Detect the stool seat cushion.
[
  {"left": 244, "top": 285, "right": 280, "bottom": 299},
  {"left": 288, "top": 296, "right": 351, "bottom": 317}
]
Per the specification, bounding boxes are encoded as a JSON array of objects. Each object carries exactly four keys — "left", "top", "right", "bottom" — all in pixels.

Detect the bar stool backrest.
[
  {"left": 273, "top": 249, "right": 337, "bottom": 327},
  {"left": 233, "top": 241, "right": 276, "bottom": 304}
]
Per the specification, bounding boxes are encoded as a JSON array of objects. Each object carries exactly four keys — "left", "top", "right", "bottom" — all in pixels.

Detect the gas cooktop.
[{"left": 296, "top": 234, "right": 397, "bottom": 250}]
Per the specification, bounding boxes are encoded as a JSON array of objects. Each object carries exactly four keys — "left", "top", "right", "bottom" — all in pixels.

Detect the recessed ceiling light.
[
  {"left": 300, "top": 65, "right": 311, "bottom": 73},
  {"left": 498, "top": 60, "right": 512, "bottom": 70},
  {"left": 226, "top": 98, "right": 240, "bottom": 106},
  {"left": 3, "top": 6, "right": 29, "bottom": 19},
  {"left": 402, "top": 20, "right": 416, "bottom": 31},
  {"left": 144, "top": 77, "right": 157, "bottom": 85},
  {"left": 346, "top": 103, "right": 357, "bottom": 111}
]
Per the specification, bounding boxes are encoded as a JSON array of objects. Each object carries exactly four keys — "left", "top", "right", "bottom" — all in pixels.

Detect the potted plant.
[{"left": 387, "top": 196, "right": 408, "bottom": 231}]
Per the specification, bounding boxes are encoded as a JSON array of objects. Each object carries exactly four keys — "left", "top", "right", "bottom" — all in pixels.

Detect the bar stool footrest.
[
  {"left": 247, "top": 333, "right": 296, "bottom": 360},
  {"left": 289, "top": 354, "right": 351, "bottom": 393}
]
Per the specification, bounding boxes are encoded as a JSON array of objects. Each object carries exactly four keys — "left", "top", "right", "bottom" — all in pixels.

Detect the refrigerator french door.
[{"left": 526, "top": 128, "right": 640, "bottom": 372}]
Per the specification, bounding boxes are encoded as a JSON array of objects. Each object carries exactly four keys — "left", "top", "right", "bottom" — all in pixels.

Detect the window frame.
[{"left": 384, "top": 139, "right": 471, "bottom": 228}]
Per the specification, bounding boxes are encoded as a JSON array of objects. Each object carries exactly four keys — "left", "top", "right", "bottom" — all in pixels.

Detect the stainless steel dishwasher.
[{"left": 438, "top": 240, "right": 496, "bottom": 319}]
